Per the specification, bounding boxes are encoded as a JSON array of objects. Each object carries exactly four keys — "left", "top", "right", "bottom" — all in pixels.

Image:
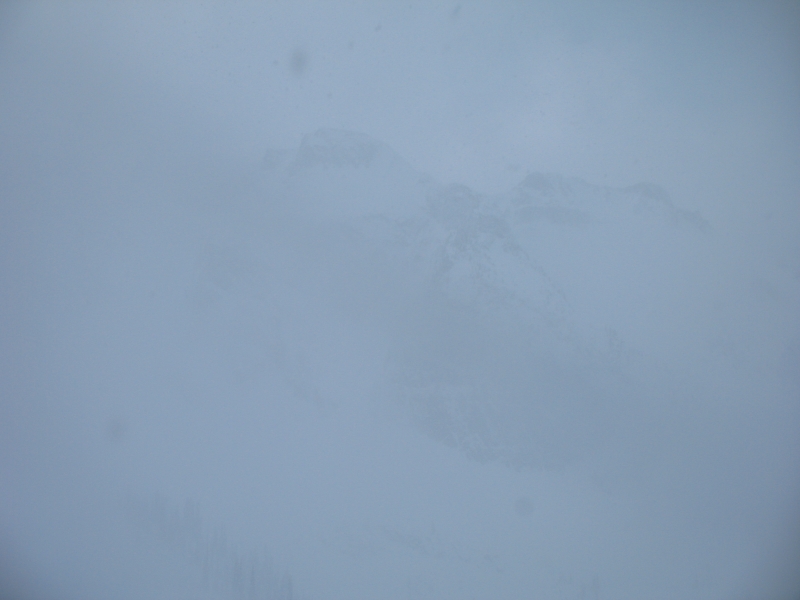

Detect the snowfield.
[{"left": 5, "top": 126, "right": 797, "bottom": 600}]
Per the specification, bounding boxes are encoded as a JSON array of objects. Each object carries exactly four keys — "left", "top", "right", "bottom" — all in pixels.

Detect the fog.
[{"left": 1, "top": 2, "right": 799, "bottom": 599}]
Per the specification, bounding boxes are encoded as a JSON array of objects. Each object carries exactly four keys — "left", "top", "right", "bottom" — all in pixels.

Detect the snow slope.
[{"left": 3, "top": 129, "right": 798, "bottom": 600}]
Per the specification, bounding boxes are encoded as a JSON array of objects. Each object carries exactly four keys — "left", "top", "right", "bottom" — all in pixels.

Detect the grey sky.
[
  {"left": 2, "top": 1, "right": 796, "bottom": 280},
  {"left": 3, "top": 2, "right": 798, "bottom": 193},
  {"left": 1, "top": 2, "right": 799, "bottom": 599}
]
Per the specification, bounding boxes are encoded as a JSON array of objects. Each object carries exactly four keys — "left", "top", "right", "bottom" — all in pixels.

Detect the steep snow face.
[
  {"left": 495, "top": 171, "right": 717, "bottom": 368},
  {"left": 254, "top": 131, "right": 721, "bottom": 473},
  {"left": 395, "top": 182, "right": 570, "bottom": 328},
  {"left": 366, "top": 183, "right": 601, "bottom": 470},
  {"left": 214, "top": 132, "right": 797, "bottom": 599}
]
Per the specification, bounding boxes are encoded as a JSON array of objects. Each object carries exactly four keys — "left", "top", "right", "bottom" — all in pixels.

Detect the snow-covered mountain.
[
  {"left": 8, "top": 127, "right": 795, "bottom": 600},
  {"left": 161, "top": 129, "right": 791, "bottom": 600},
  {"left": 260, "top": 129, "right": 710, "bottom": 335},
  {"left": 251, "top": 129, "right": 714, "bottom": 471}
]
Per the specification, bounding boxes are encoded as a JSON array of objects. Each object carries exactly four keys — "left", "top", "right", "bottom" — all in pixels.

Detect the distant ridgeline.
[
  {"left": 264, "top": 128, "right": 708, "bottom": 229},
  {"left": 257, "top": 129, "right": 710, "bottom": 470}
]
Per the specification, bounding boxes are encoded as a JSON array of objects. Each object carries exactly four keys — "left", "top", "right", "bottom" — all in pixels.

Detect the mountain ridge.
[{"left": 252, "top": 129, "right": 711, "bottom": 470}]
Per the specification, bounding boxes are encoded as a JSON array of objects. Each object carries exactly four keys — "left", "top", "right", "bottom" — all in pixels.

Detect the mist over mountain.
[
  {"left": 2, "top": 4, "right": 799, "bottom": 599},
  {"left": 2, "top": 120, "right": 798, "bottom": 600},
  {"left": 30, "top": 127, "right": 781, "bottom": 600}
]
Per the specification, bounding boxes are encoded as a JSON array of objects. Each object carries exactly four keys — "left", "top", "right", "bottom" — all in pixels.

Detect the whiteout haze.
[{"left": 1, "top": 3, "right": 799, "bottom": 600}]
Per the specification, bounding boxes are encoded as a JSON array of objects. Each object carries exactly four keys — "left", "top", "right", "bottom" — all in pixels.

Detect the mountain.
[
  {"left": 273, "top": 128, "right": 430, "bottom": 222},
  {"left": 251, "top": 129, "right": 713, "bottom": 470},
  {"left": 506, "top": 172, "right": 709, "bottom": 230},
  {"left": 122, "top": 130, "right": 794, "bottom": 599},
  {"left": 289, "top": 128, "right": 412, "bottom": 172},
  {"left": 8, "top": 125, "right": 793, "bottom": 600}
]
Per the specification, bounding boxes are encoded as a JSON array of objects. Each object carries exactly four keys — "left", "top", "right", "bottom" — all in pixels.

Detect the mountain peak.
[{"left": 291, "top": 128, "right": 406, "bottom": 170}]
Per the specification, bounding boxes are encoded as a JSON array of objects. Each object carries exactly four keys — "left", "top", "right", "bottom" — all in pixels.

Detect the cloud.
[{"left": 1, "top": 2, "right": 799, "bottom": 598}]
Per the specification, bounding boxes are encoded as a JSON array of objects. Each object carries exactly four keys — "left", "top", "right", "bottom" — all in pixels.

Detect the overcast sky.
[
  {"left": 2, "top": 1, "right": 799, "bottom": 200},
  {"left": 0, "top": 1, "right": 796, "bottom": 286},
  {"left": 1, "top": 2, "right": 799, "bottom": 599}
]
